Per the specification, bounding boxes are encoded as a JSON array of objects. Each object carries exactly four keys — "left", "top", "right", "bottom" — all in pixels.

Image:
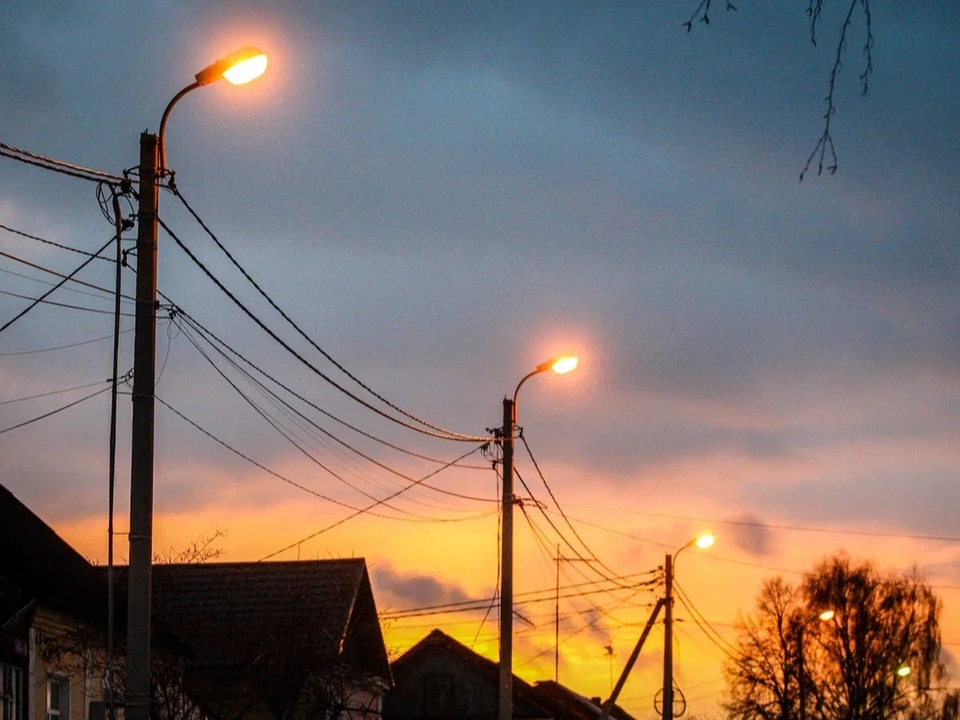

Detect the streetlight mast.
[
  {"left": 125, "top": 47, "right": 267, "bottom": 720},
  {"left": 498, "top": 355, "right": 578, "bottom": 720}
]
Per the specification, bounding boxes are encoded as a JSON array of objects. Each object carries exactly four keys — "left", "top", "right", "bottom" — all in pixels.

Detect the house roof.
[
  {"left": 149, "top": 559, "right": 391, "bottom": 684},
  {"left": 532, "top": 681, "right": 636, "bottom": 720},
  {"left": 0, "top": 483, "right": 106, "bottom": 628},
  {"left": 390, "top": 628, "right": 551, "bottom": 718},
  {"left": 389, "top": 630, "right": 636, "bottom": 720}
]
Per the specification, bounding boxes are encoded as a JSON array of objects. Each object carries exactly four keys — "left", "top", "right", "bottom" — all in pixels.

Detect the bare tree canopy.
[{"left": 724, "top": 554, "right": 959, "bottom": 720}]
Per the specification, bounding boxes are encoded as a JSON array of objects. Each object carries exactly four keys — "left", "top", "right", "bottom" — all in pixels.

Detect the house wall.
[
  {"left": 385, "top": 646, "right": 499, "bottom": 720},
  {"left": 30, "top": 608, "right": 107, "bottom": 720}
]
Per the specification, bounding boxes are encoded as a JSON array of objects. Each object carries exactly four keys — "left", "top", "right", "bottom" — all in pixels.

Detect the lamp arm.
[
  {"left": 512, "top": 367, "right": 546, "bottom": 421},
  {"left": 158, "top": 81, "right": 201, "bottom": 173}
]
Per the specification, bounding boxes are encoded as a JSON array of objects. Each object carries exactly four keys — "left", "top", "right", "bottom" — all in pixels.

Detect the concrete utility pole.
[
  {"left": 663, "top": 553, "right": 675, "bottom": 720},
  {"left": 126, "top": 131, "right": 159, "bottom": 720},
  {"left": 498, "top": 396, "right": 515, "bottom": 720},
  {"left": 124, "top": 47, "right": 268, "bottom": 720}
]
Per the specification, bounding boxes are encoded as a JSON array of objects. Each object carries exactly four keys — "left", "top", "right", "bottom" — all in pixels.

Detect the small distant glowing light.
[
  {"left": 819, "top": 610, "right": 835, "bottom": 622},
  {"left": 695, "top": 533, "right": 715, "bottom": 549},
  {"left": 550, "top": 355, "right": 579, "bottom": 375},
  {"left": 224, "top": 53, "right": 268, "bottom": 85},
  {"left": 897, "top": 666, "right": 911, "bottom": 678}
]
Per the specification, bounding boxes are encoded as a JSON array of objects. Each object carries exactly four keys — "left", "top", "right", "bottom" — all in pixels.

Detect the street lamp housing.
[
  {"left": 195, "top": 46, "right": 268, "bottom": 86},
  {"left": 694, "top": 533, "right": 715, "bottom": 549}
]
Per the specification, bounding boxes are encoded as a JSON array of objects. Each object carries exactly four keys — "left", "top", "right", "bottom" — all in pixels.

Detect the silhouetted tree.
[{"left": 724, "top": 554, "right": 957, "bottom": 720}]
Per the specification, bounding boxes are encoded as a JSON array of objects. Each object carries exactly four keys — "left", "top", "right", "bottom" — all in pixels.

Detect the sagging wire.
[{"left": 168, "top": 185, "right": 485, "bottom": 442}]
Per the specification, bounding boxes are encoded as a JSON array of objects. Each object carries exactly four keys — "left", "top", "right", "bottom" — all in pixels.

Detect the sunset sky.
[{"left": 2, "top": 2, "right": 960, "bottom": 717}]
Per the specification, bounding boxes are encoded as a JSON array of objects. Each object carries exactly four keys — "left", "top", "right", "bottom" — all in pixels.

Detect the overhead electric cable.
[
  {"left": 0, "top": 289, "right": 136, "bottom": 318},
  {"left": 156, "top": 395, "right": 492, "bottom": 526},
  {"left": 175, "top": 310, "right": 487, "bottom": 469},
  {"left": 0, "top": 141, "right": 126, "bottom": 183},
  {"left": 177, "top": 314, "right": 493, "bottom": 504},
  {"left": 170, "top": 186, "right": 482, "bottom": 441},
  {"left": 0, "top": 386, "right": 112, "bottom": 435},
  {"left": 158, "top": 216, "right": 486, "bottom": 442},
  {"left": 514, "top": 466, "right": 630, "bottom": 590},
  {"left": 177, "top": 310, "right": 487, "bottom": 470},
  {"left": 176, "top": 327, "right": 450, "bottom": 519},
  {"left": 564, "top": 503, "right": 960, "bottom": 544},
  {"left": 520, "top": 432, "right": 628, "bottom": 585},
  {"left": 0, "top": 330, "right": 132, "bottom": 357},
  {"left": 0, "top": 249, "right": 135, "bottom": 301},
  {"left": 259, "top": 442, "right": 487, "bottom": 561},
  {"left": 1, "top": 379, "right": 113, "bottom": 406},
  {"left": 0, "top": 236, "right": 116, "bottom": 334},
  {"left": 0, "top": 222, "right": 122, "bottom": 260}
]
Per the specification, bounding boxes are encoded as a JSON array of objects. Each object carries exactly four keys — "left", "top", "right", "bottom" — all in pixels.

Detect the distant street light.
[
  {"left": 797, "top": 606, "right": 835, "bottom": 720},
  {"left": 499, "top": 355, "right": 578, "bottom": 720},
  {"left": 126, "top": 46, "right": 267, "bottom": 720},
  {"left": 662, "top": 532, "right": 715, "bottom": 720}
]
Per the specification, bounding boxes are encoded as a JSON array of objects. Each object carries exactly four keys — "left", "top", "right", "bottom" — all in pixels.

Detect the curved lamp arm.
[
  {"left": 158, "top": 82, "right": 201, "bottom": 173},
  {"left": 157, "top": 46, "right": 268, "bottom": 173}
]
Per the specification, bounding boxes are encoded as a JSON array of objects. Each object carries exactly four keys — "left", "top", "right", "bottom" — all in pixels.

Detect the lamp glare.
[
  {"left": 551, "top": 355, "right": 579, "bottom": 375},
  {"left": 224, "top": 54, "right": 268, "bottom": 85},
  {"left": 695, "top": 533, "right": 715, "bottom": 549},
  {"left": 819, "top": 610, "right": 835, "bottom": 622}
]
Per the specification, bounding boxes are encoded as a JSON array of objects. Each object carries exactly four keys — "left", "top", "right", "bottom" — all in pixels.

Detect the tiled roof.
[
  {"left": 0, "top": 483, "right": 106, "bottom": 627},
  {"left": 150, "top": 559, "right": 391, "bottom": 682}
]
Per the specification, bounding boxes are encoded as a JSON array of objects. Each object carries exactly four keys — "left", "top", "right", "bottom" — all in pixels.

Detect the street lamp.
[
  {"left": 126, "top": 46, "right": 268, "bottom": 720},
  {"left": 498, "top": 355, "right": 578, "bottom": 720},
  {"left": 662, "top": 532, "right": 714, "bottom": 720}
]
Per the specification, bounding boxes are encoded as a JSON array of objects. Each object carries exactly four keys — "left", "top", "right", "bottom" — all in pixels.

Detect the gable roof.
[
  {"left": 389, "top": 630, "right": 636, "bottom": 720},
  {"left": 532, "top": 681, "right": 636, "bottom": 720},
  {"left": 0, "top": 483, "right": 106, "bottom": 628},
  {"left": 149, "top": 559, "right": 391, "bottom": 683},
  {"left": 389, "top": 628, "right": 551, "bottom": 719}
]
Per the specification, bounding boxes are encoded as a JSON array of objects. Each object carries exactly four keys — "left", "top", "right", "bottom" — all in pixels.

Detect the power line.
[
  {"left": 176, "top": 313, "right": 495, "bottom": 505},
  {"left": 1, "top": 379, "right": 114, "bottom": 406},
  {"left": 0, "top": 385, "right": 112, "bottom": 435},
  {"left": 0, "top": 235, "right": 118, "bottom": 333},
  {"left": 175, "top": 309, "right": 489, "bottom": 470},
  {"left": 156, "top": 395, "right": 493, "bottom": 527},
  {"left": 0, "top": 222, "right": 122, "bottom": 260},
  {"left": 520, "top": 431, "right": 628, "bottom": 585},
  {"left": 259, "top": 442, "right": 488, "bottom": 561},
  {"left": 158, "top": 214, "right": 487, "bottom": 443},
  {"left": 175, "top": 323, "right": 473, "bottom": 519},
  {"left": 564, "top": 503, "right": 960, "bottom": 545},
  {"left": 0, "top": 329, "right": 133, "bottom": 357},
  {"left": 170, "top": 185, "right": 485, "bottom": 442},
  {"left": 0, "top": 289, "right": 136, "bottom": 318},
  {"left": 0, "top": 142, "right": 127, "bottom": 184}
]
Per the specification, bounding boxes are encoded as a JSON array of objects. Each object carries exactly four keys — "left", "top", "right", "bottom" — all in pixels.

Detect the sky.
[{"left": 2, "top": 1, "right": 960, "bottom": 717}]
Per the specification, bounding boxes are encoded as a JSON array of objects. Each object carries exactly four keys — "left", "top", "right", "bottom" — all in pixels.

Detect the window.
[
  {"left": 1, "top": 664, "right": 23, "bottom": 720},
  {"left": 47, "top": 676, "right": 70, "bottom": 720}
]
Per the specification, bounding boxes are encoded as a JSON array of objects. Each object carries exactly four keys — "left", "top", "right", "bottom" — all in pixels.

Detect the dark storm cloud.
[
  {"left": 372, "top": 563, "right": 471, "bottom": 607},
  {"left": 726, "top": 514, "right": 775, "bottom": 557}
]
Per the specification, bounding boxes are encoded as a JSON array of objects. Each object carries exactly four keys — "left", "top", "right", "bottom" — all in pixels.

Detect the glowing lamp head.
[
  {"left": 195, "top": 47, "right": 268, "bottom": 86},
  {"left": 819, "top": 610, "right": 835, "bottom": 622},
  {"left": 537, "top": 355, "right": 578, "bottom": 375},
  {"left": 897, "top": 665, "right": 911, "bottom": 678},
  {"left": 694, "top": 533, "right": 715, "bottom": 549}
]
